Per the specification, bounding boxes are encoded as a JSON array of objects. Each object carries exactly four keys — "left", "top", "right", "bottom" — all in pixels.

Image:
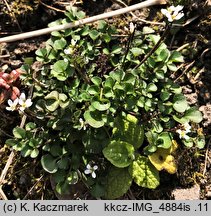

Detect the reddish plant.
[{"left": 0, "top": 69, "right": 22, "bottom": 104}]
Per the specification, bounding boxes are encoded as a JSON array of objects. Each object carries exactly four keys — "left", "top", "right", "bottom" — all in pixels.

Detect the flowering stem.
[{"left": 134, "top": 23, "right": 171, "bottom": 69}]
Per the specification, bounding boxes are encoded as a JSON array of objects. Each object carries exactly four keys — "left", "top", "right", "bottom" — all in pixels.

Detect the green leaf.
[
  {"left": 183, "top": 139, "right": 193, "bottom": 148},
  {"left": 5, "top": 139, "right": 18, "bottom": 146},
  {"left": 91, "top": 100, "right": 110, "bottom": 111},
  {"left": 147, "top": 83, "right": 157, "bottom": 92},
  {"left": 51, "top": 60, "right": 71, "bottom": 81},
  {"left": 82, "top": 128, "right": 109, "bottom": 154},
  {"left": 131, "top": 47, "right": 143, "bottom": 57},
  {"left": 91, "top": 77, "right": 102, "bottom": 86},
  {"left": 35, "top": 48, "right": 47, "bottom": 57},
  {"left": 170, "top": 83, "right": 182, "bottom": 94},
  {"left": 67, "top": 171, "right": 78, "bottom": 184},
  {"left": 88, "top": 85, "right": 100, "bottom": 95},
  {"left": 30, "top": 148, "right": 39, "bottom": 158},
  {"left": 52, "top": 170, "right": 66, "bottom": 184},
  {"left": 103, "top": 140, "right": 135, "bottom": 168},
  {"left": 57, "top": 157, "right": 69, "bottom": 170},
  {"left": 112, "top": 114, "right": 144, "bottom": 149},
  {"left": 173, "top": 115, "right": 189, "bottom": 124},
  {"left": 21, "top": 145, "right": 32, "bottom": 157},
  {"left": 102, "top": 34, "right": 111, "bottom": 43},
  {"left": 173, "top": 94, "right": 188, "bottom": 113},
  {"left": 169, "top": 51, "right": 184, "bottom": 62},
  {"left": 13, "top": 127, "right": 26, "bottom": 139},
  {"left": 184, "top": 107, "right": 203, "bottom": 123},
  {"left": 45, "top": 91, "right": 59, "bottom": 100},
  {"left": 157, "top": 49, "right": 170, "bottom": 62},
  {"left": 104, "top": 167, "right": 132, "bottom": 199},
  {"left": 151, "top": 119, "right": 163, "bottom": 133},
  {"left": 28, "top": 138, "right": 39, "bottom": 147},
  {"left": 195, "top": 137, "right": 205, "bottom": 149},
  {"left": 129, "top": 156, "right": 160, "bottom": 189},
  {"left": 91, "top": 184, "right": 105, "bottom": 198},
  {"left": 160, "top": 91, "right": 171, "bottom": 101},
  {"left": 111, "top": 45, "right": 122, "bottom": 54},
  {"left": 25, "top": 122, "right": 36, "bottom": 131},
  {"left": 84, "top": 110, "right": 105, "bottom": 128},
  {"left": 167, "top": 63, "right": 178, "bottom": 71},
  {"left": 50, "top": 144, "right": 63, "bottom": 157},
  {"left": 41, "top": 154, "right": 58, "bottom": 173},
  {"left": 45, "top": 100, "right": 60, "bottom": 112},
  {"left": 156, "top": 132, "right": 172, "bottom": 149},
  {"left": 104, "top": 77, "right": 114, "bottom": 88},
  {"left": 53, "top": 38, "right": 67, "bottom": 50},
  {"left": 97, "top": 20, "right": 107, "bottom": 30},
  {"left": 109, "top": 70, "right": 125, "bottom": 83},
  {"left": 51, "top": 31, "right": 62, "bottom": 37},
  {"left": 89, "top": 30, "right": 100, "bottom": 40}
]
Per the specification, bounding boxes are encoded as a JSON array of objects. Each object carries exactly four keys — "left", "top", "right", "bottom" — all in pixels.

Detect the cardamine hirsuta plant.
[{"left": 5, "top": 5, "right": 205, "bottom": 199}]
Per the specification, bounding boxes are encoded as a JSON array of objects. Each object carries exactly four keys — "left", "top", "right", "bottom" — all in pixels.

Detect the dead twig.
[
  {"left": 23, "top": 175, "right": 44, "bottom": 200},
  {"left": 203, "top": 138, "right": 211, "bottom": 176},
  {"left": 174, "top": 60, "right": 195, "bottom": 82},
  {"left": 0, "top": 0, "right": 166, "bottom": 43},
  {"left": 39, "top": 0, "right": 65, "bottom": 13}
]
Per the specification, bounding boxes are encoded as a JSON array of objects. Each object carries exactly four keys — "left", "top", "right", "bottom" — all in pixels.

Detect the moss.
[{"left": 2, "top": 0, "right": 39, "bottom": 17}]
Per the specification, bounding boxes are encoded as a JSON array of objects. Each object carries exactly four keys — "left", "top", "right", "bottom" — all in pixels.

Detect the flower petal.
[
  {"left": 19, "top": 93, "right": 26, "bottom": 101},
  {"left": 93, "top": 165, "right": 98, "bottom": 170},
  {"left": 7, "top": 99, "right": 13, "bottom": 106},
  {"left": 19, "top": 106, "right": 26, "bottom": 112},
  {"left": 84, "top": 169, "right": 92, "bottom": 174},
  {"left": 6, "top": 106, "right": 13, "bottom": 111},
  {"left": 175, "top": 12, "right": 184, "bottom": 20},
  {"left": 91, "top": 171, "right": 96, "bottom": 178},
  {"left": 161, "top": 9, "right": 168, "bottom": 16},
  {"left": 25, "top": 99, "right": 33, "bottom": 108},
  {"left": 86, "top": 164, "right": 91, "bottom": 169}
]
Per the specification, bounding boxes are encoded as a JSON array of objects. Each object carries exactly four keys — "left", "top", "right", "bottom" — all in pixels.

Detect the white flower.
[
  {"left": 161, "top": 5, "right": 184, "bottom": 22},
  {"left": 64, "top": 58, "right": 68, "bottom": 63},
  {"left": 176, "top": 129, "right": 190, "bottom": 140},
  {"left": 18, "top": 93, "right": 33, "bottom": 111},
  {"left": 84, "top": 164, "right": 98, "bottom": 178},
  {"left": 71, "top": 39, "right": 77, "bottom": 46},
  {"left": 64, "top": 48, "right": 71, "bottom": 55},
  {"left": 6, "top": 98, "right": 19, "bottom": 111},
  {"left": 79, "top": 118, "right": 86, "bottom": 130},
  {"left": 183, "top": 122, "right": 191, "bottom": 133},
  {"left": 129, "top": 22, "right": 135, "bottom": 34}
]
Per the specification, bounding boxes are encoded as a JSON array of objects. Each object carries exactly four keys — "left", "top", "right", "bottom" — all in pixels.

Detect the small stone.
[{"left": 172, "top": 184, "right": 200, "bottom": 200}]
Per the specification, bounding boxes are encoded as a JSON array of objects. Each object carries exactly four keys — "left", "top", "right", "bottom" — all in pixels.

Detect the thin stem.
[
  {"left": 134, "top": 23, "right": 171, "bottom": 70},
  {"left": 122, "top": 25, "right": 136, "bottom": 70}
]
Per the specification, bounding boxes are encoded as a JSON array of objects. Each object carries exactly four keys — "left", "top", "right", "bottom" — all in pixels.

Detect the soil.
[{"left": 0, "top": 0, "right": 211, "bottom": 200}]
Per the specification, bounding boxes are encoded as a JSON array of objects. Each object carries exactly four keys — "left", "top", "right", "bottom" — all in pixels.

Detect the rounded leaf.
[
  {"left": 185, "top": 107, "right": 203, "bottom": 123},
  {"left": 173, "top": 94, "right": 188, "bottom": 113},
  {"left": 149, "top": 149, "right": 177, "bottom": 174},
  {"left": 130, "top": 156, "right": 160, "bottom": 189},
  {"left": 84, "top": 110, "right": 104, "bottom": 128},
  {"left": 91, "top": 100, "right": 110, "bottom": 111},
  {"left": 30, "top": 148, "right": 39, "bottom": 158},
  {"left": 104, "top": 167, "right": 132, "bottom": 199},
  {"left": 41, "top": 154, "right": 58, "bottom": 173},
  {"left": 13, "top": 127, "right": 26, "bottom": 139},
  {"left": 103, "top": 141, "right": 135, "bottom": 168}
]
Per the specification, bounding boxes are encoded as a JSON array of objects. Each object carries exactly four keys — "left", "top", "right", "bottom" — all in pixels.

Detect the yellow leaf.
[
  {"left": 149, "top": 148, "right": 177, "bottom": 174},
  {"left": 170, "top": 140, "right": 178, "bottom": 153}
]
